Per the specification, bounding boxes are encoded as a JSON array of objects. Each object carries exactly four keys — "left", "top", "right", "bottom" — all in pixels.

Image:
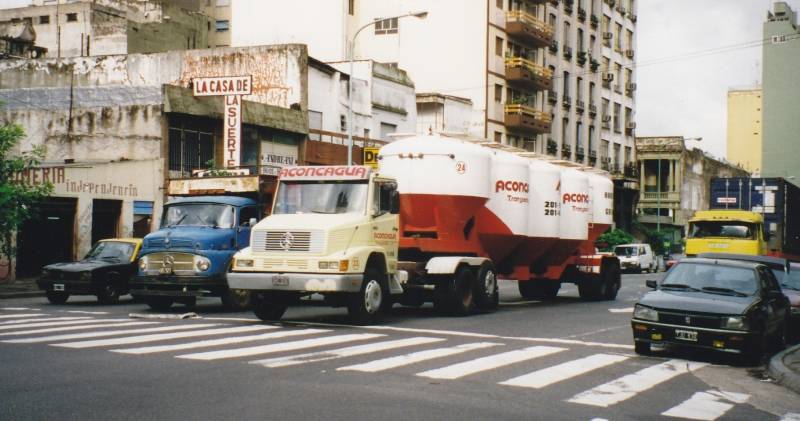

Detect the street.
[{"left": 1, "top": 273, "right": 798, "bottom": 421}]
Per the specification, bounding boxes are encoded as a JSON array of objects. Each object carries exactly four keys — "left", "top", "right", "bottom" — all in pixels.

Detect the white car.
[{"left": 613, "top": 243, "right": 656, "bottom": 273}]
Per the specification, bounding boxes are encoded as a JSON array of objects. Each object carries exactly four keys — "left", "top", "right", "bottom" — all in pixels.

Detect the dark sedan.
[
  {"left": 37, "top": 239, "right": 142, "bottom": 304},
  {"left": 632, "top": 257, "right": 791, "bottom": 360}
]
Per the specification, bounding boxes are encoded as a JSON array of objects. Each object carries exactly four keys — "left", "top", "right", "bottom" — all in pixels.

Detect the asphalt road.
[{"left": 1, "top": 273, "right": 798, "bottom": 421}]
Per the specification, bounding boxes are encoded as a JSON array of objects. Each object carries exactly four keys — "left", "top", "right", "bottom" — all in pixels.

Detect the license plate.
[
  {"left": 159, "top": 267, "right": 173, "bottom": 275},
  {"left": 53, "top": 284, "right": 65, "bottom": 291},
  {"left": 272, "top": 275, "right": 289, "bottom": 286},
  {"left": 675, "top": 329, "right": 698, "bottom": 342}
]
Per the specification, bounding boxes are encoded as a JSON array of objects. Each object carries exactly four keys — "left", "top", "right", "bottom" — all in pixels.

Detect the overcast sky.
[{"left": 3, "top": 0, "right": 798, "bottom": 159}]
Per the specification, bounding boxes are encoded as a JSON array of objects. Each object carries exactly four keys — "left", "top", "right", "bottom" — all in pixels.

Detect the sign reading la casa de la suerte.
[{"left": 192, "top": 76, "right": 252, "bottom": 169}]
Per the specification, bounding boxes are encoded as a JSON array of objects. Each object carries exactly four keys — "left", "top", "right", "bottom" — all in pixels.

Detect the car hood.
[
  {"left": 43, "top": 259, "right": 122, "bottom": 273},
  {"left": 639, "top": 290, "right": 758, "bottom": 315},
  {"left": 142, "top": 226, "right": 237, "bottom": 253}
]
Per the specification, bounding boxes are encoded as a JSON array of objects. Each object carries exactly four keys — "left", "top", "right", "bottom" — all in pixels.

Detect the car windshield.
[
  {"left": 85, "top": 241, "right": 135, "bottom": 261},
  {"left": 688, "top": 221, "right": 756, "bottom": 239},
  {"left": 273, "top": 181, "right": 368, "bottom": 215},
  {"left": 661, "top": 262, "right": 758, "bottom": 296},
  {"left": 161, "top": 203, "right": 235, "bottom": 228},
  {"left": 614, "top": 246, "right": 638, "bottom": 257}
]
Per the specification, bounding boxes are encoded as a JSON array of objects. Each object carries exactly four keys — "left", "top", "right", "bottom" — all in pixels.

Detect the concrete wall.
[
  {"left": 416, "top": 94, "right": 473, "bottom": 134},
  {"left": 680, "top": 148, "right": 750, "bottom": 226},
  {"left": 762, "top": 2, "right": 800, "bottom": 180},
  {"left": 726, "top": 88, "right": 762, "bottom": 174}
]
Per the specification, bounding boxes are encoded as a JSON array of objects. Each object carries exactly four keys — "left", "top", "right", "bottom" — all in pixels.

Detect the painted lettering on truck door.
[{"left": 371, "top": 180, "right": 399, "bottom": 273}]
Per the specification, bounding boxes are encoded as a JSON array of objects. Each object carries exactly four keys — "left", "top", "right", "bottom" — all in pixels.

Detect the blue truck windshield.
[
  {"left": 273, "top": 181, "right": 368, "bottom": 215},
  {"left": 161, "top": 203, "right": 235, "bottom": 228}
]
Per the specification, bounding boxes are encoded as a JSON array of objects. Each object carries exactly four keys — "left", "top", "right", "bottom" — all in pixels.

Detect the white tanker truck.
[{"left": 228, "top": 133, "right": 621, "bottom": 324}]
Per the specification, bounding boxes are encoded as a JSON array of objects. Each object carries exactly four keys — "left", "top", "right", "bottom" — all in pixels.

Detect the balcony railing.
[
  {"left": 561, "top": 143, "right": 572, "bottom": 158},
  {"left": 563, "top": 46, "right": 573, "bottom": 60},
  {"left": 505, "top": 104, "right": 552, "bottom": 135},
  {"left": 547, "top": 90, "right": 558, "bottom": 104},
  {"left": 641, "top": 191, "right": 681, "bottom": 202},
  {"left": 506, "top": 11, "right": 555, "bottom": 48},
  {"left": 577, "top": 51, "right": 587, "bottom": 66},
  {"left": 588, "top": 103, "right": 597, "bottom": 116},
  {"left": 590, "top": 14, "right": 599, "bottom": 28},
  {"left": 505, "top": 57, "right": 553, "bottom": 91}
]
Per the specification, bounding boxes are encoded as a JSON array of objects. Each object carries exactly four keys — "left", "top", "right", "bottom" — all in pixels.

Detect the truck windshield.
[
  {"left": 688, "top": 221, "right": 757, "bottom": 239},
  {"left": 161, "top": 203, "right": 235, "bottom": 228},
  {"left": 85, "top": 241, "right": 135, "bottom": 261},
  {"left": 273, "top": 181, "right": 368, "bottom": 215}
]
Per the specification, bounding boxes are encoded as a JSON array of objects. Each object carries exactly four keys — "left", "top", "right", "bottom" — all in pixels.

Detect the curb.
[
  {"left": 768, "top": 343, "right": 800, "bottom": 395},
  {"left": 0, "top": 291, "right": 45, "bottom": 300}
]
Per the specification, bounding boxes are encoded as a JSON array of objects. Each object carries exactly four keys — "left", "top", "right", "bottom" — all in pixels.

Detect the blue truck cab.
[{"left": 131, "top": 196, "right": 260, "bottom": 310}]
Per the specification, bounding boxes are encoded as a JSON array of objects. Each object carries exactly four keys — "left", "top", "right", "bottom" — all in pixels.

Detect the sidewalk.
[
  {"left": 0, "top": 277, "right": 44, "bottom": 299},
  {"left": 769, "top": 343, "right": 800, "bottom": 395}
]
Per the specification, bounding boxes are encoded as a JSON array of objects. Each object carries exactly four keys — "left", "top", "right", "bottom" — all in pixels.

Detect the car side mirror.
[{"left": 646, "top": 280, "right": 658, "bottom": 289}]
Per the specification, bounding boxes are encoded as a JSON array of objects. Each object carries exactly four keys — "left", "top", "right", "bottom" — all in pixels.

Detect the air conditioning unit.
[
  {"left": 602, "top": 115, "right": 612, "bottom": 122},
  {"left": 625, "top": 49, "right": 635, "bottom": 58},
  {"left": 602, "top": 32, "right": 613, "bottom": 40},
  {"left": 626, "top": 82, "right": 637, "bottom": 91},
  {"left": 602, "top": 72, "right": 614, "bottom": 82},
  {"left": 626, "top": 122, "right": 636, "bottom": 129}
]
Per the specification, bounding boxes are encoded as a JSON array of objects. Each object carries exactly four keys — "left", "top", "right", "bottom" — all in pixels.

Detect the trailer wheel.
[
  {"left": 435, "top": 265, "right": 476, "bottom": 316},
  {"left": 474, "top": 262, "right": 498, "bottom": 311},
  {"left": 601, "top": 259, "right": 621, "bottom": 301},
  {"left": 348, "top": 267, "right": 387, "bottom": 325},
  {"left": 252, "top": 294, "right": 287, "bottom": 321}
]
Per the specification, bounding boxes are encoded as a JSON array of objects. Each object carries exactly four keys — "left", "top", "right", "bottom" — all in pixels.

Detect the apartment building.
[{"left": 726, "top": 87, "right": 762, "bottom": 174}]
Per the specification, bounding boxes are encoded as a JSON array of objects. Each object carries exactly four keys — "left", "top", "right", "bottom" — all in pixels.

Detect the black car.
[
  {"left": 632, "top": 257, "right": 791, "bottom": 360},
  {"left": 37, "top": 239, "right": 142, "bottom": 304}
]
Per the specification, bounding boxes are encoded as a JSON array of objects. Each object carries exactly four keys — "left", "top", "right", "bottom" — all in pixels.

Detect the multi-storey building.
[
  {"left": 726, "top": 87, "right": 762, "bottom": 174},
  {"left": 762, "top": 1, "right": 800, "bottom": 180}
]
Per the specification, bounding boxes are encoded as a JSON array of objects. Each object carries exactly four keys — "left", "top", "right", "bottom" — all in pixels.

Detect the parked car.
[
  {"left": 614, "top": 243, "right": 656, "bottom": 273},
  {"left": 37, "top": 238, "right": 142, "bottom": 304},
  {"left": 632, "top": 257, "right": 791, "bottom": 360}
]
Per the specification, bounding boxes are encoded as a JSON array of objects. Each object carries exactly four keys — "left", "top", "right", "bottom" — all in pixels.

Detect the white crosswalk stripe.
[
  {"left": 780, "top": 413, "right": 800, "bottom": 421},
  {"left": 417, "top": 345, "right": 567, "bottom": 380},
  {"left": 0, "top": 313, "right": 46, "bottom": 319},
  {"left": 338, "top": 342, "right": 501, "bottom": 373},
  {"left": 500, "top": 353, "right": 630, "bottom": 389},
  {"left": 0, "top": 321, "right": 159, "bottom": 336},
  {"left": 111, "top": 328, "right": 327, "bottom": 355},
  {"left": 0, "top": 317, "right": 89, "bottom": 326},
  {"left": 52, "top": 325, "right": 274, "bottom": 349},
  {"left": 177, "top": 333, "right": 385, "bottom": 361},
  {"left": 3, "top": 324, "right": 220, "bottom": 344},
  {"left": 252, "top": 337, "right": 446, "bottom": 368},
  {"left": 567, "top": 359, "right": 708, "bottom": 407},
  {"left": 0, "top": 318, "right": 127, "bottom": 331},
  {"left": 661, "top": 390, "right": 749, "bottom": 420}
]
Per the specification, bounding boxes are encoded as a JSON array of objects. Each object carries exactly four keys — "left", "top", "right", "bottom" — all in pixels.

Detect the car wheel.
[
  {"left": 144, "top": 296, "right": 173, "bottom": 311},
  {"left": 634, "top": 341, "right": 651, "bottom": 355},
  {"left": 348, "top": 267, "right": 387, "bottom": 325},
  {"left": 773, "top": 319, "right": 789, "bottom": 352},
  {"left": 46, "top": 290, "right": 69, "bottom": 305},
  {"left": 221, "top": 288, "right": 252, "bottom": 311},
  {"left": 252, "top": 295, "right": 287, "bottom": 321},
  {"left": 96, "top": 284, "right": 121, "bottom": 305}
]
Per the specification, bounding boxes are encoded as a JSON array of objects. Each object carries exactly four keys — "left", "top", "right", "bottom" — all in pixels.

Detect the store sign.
[
  {"left": 14, "top": 160, "right": 160, "bottom": 199},
  {"left": 193, "top": 75, "right": 252, "bottom": 169},
  {"left": 260, "top": 142, "right": 299, "bottom": 176},
  {"left": 363, "top": 147, "right": 380, "bottom": 169}
]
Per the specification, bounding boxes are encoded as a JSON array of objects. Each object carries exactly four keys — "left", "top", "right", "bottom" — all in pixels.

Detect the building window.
[
  {"left": 168, "top": 120, "right": 215, "bottom": 177},
  {"left": 349, "top": 0, "right": 354, "bottom": 15},
  {"left": 133, "top": 201, "right": 153, "bottom": 238},
  {"left": 613, "top": 102, "right": 621, "bottom": 132},
  {"left": 495, "top": 37, "right": 503, "bottom": 56},
  {"left": 562, "top": 118, "right": 569, "bottom": 150},
  {"left": 563, "top": 71, "right": 570, "bottom": 97},
  {"left": 576, "top": 77, "right": 583, "bottom": 101},
  {"left": 494, "top": 84, "right": 503, "bottom": 102},
  {"left": 66, "top": 13, "right": 78, "bottom": 22},
  {"left": 375, "top": 17, "right": 398, "bottom": 35},
  {"left": 588, "top": 125, "right": 595, "bottom": 151},
  {"left": 576, "top": 122, "right": 583, "bottom": 152},
  {"left": 308, "top": 110, "right": 322, "bottom": 140},
  {"left": 615, "top": 23, "right": 622, "bottom": 51},
  {"left": 494, "top": 131, "right": 502, "bottom": 143},
  {"left": 626, "top": 29, "right": 634, "bottom": 51},
  {"left": 39, "top": 15, "right": 50, "bottom": 24},
  {"left": 380, "top": 122, "right": 397, "bottom": 140},
  {"left": 589, "top": 81, "right": 596, "bottom": 103},
  {"left": 563, "top": 21, "right": 570, "bottom": 47},
  {"left": 577, "top": 28, "right": 584, "bottom": 51},
  {"left": 215, "top": 20, "right": 229, "bottom": 32}
]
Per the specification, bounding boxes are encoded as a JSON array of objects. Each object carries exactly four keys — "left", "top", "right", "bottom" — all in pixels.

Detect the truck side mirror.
[
  {"left": 645, "top": 280, "right": 658, "bottom": 289},
  {"left": 249, "top": 217, "right": 257, "bottom": 227},
  {"left": 390, "top": 190, "right": 400, "bottom": 214}
]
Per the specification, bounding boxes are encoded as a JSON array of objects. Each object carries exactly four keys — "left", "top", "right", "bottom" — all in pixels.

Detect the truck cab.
[
  {"left": 132, "top": 196, "right": 260, "bottom": 310},
  {"left": 229, "top": 166, "right": 401, "bottom": 324},
  {"left": 685, "top": 210, "right": 766, "bottom": 257}
]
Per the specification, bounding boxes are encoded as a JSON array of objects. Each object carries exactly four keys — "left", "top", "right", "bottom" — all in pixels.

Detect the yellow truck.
[{"left": 685, "top": 210, "right": 767, "bottom": 256}]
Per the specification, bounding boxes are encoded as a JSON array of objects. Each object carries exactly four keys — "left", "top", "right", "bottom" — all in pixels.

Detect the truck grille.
[
  {"left": 260, "top": 259, "right": 309, "bottom": 270},
  {"left": 142, "top": 252, "right": 196, "bottom": 274},
  {"left": 658, "top": 311, "right": 721, "bottom": 329},
  {"left": 146, "top": 238, "right": 194, "bottom": 248},
  {"left": 251, "top": 230, "right": 324, "bottom": 253}
]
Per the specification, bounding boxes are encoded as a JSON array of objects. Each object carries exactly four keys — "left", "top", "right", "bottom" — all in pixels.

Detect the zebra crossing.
[{"left": 0, "top": 310, "right": 774, "bottom": 420}]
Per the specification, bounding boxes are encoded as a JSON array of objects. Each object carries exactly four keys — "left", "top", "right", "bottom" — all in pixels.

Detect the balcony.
[
  {"left": 562, "top": 95, "right": 572, "bottom": 110},
  {"left": 577, "top": 51, "right": 587, "bottom": 66},
  {"left": 590, "top": 58, "right": 599, "bottom": 71},
  {"left": 561, "top": 143, "right": 572, "bottom": 159},
  {"left": 549, "top": 39, "right": 559, "bottom": 54},
  {"left": 641, "top": 191, "right": 681, "bottom": 203},
  {"left": 624, "top": 163, "right": 639, "bottom": 179},
  {"left": 505, "top": 57, "right": 553, "bottom": 91},
  {"left": 588, "top": 103, "right": 597, "bottom": 116},
  {"left": 590, "top": 14, "right": 599, "bottom": 28},
  {"left": 547, "top": 138, "right": 558, "bottom": 155},
  {"left": 578, "top": 8, "right": 586, "bottom": 21},
  {"left": 562, "top": 46, "right": 573, "bottom": 60},
  {"left": 548, "top": 0, "right": 559, "bottom": 6},
  {"left": 505, "top": 104, "right": 552, "bottom": 135},
  {"left": 576, "top": 146, "right": 585, "bottom": 160},
  {"left": 600, "top": 158, "right": 610, "bottom": 171},
  {"left": 564, "top": 0, "right": 574, "bottom": 14},
  {"left": 547, "top": 90, "right": 558, "bottom": 104},
  {"left": 575, "top": 99, "right": 585, "bottom": 113},
  {"left": 506, "top": 11, "right": 555, "bottom": 48}
]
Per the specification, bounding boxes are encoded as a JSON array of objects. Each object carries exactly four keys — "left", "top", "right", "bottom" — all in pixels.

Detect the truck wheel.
[
  {"left": 96, "top": 284, "right": 121, "bottom": 305},
  {"left": 601, "top": 259, "right": 621, "bottom": 301},
  {"left": 221, "top": 288, "right": 252, "bottom": 311},
  {"left": 253, "top": 295, "right": 287, "bottom": 321},
  {"left": 347, "top": 267, "right": 387, "bottom": 325},
  {"left": 474, "top": 262, "right": 498, "bottom": 311},
  {"left": 145, "top": 296, "right": 173, "bottom": 311},
  {"left": 46, "top": 291, "right": 69, "bottom": 305},
  {"left": 440, "top": 265, "right": 476, "bottom": 316}
]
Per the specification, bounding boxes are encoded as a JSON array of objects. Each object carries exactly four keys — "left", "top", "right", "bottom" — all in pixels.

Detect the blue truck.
[{"left": 131, "top": 196, "right": 261, "bottom": 310}]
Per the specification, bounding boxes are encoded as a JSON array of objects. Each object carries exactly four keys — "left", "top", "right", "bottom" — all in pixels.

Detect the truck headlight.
[
  {"left": 633, "top": 304, "right": 658, "bottom": 321},
  {"left": 138, "top": 257, "right": 148, "bottom": 271},
  {"left": 723, "top": 316, "right": 746, "bottom": 330},
  {"left": 237, "top": 259, "right": 254, "bottom": 268},
  {"left": 195, "top": 256, "right": 211, "bottom": 272}
]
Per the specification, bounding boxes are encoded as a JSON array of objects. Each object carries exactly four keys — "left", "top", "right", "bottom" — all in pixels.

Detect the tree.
[
  {"left": 0, "top": 116, "right": 53, "bottom": 277},
  {"left": 595, "top": 228, "right": 635, "bottom": 251}
]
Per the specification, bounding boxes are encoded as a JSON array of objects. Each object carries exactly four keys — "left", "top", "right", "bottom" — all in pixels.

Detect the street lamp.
[
  {"left": 346, "top": 11, "right": 428, "bottom": 166},
  {"left": 656, "top": 136, "right": 702, "bottom": 235}
]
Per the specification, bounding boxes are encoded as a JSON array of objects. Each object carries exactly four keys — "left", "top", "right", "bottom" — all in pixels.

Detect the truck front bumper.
[
  {"left": 227, "top": 272, "right": 363, "bottom": 293},
  {"left": 129, "top": 274, "right": 228, "bottom": 298}
]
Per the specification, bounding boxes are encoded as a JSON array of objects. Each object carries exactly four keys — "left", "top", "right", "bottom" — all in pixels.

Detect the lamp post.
[
  {"left": 346, "top": 11, "right": 428, "bottom": 166},
  {"left": 656, "top": 136, "right": 701, "bottom": 235}
]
